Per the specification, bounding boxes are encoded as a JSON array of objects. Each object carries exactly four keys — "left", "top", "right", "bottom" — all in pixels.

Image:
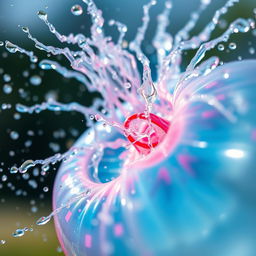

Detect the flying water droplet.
[
  {"left": 3, "top": 84, "right": 12, "bottom": 94},
  {"left": 10, "top": 131, "right": 19, "bottom": 140},
  {"left": 43, "top": 186, "right": 49, "bottom": 192},
  {"left": 16, "top": 104, "right": 29, "bottom": 113},
  {"left": 229, "top": 42, "right": 236, "bottom": 50},
  {"left": 30, "top": 56, "right": 38, "bottom": 63},
  {"left": 71, "top": 5, "right": 83, "bottom": 16},
  {"left": 36, "top": 215, "right": 51, "bottom": 226},
  {"left": 2, "top": 175, "right": 7, "bottom": 182},
  {"left": 29, "top": 75, "right": 42, "bottom": 86},
  {"left": 10, "top": 166, "right": 18, "bottom": 174},
  {"left": 37, "top": 10, "right": 48, "bottom": 21},
  {"left": 249, "top": 47, "right": 255, "bottom": 55},
  {"left": 19, "top": 160, "right": 35, "bottom": 173},
  {"left": 5, "top": 41, "right": 18, "bottom": 53},
  {"left": 42, "top": 164, "right": 50, "bottom": 172},
  {"left": 217, "top": 44, "right": 225, "bottom": 51},
  {"left": 12, "top": 229, "right": 25, "bottom": 238},
  {"left": 39, "top": 60, "right": 56, "bottom": 70},
  {"left": 21, "top": 27, "right": 29, "bottom": 33},
  {"left": 3, "top": 74, "right": 11, "bottom": 82}
]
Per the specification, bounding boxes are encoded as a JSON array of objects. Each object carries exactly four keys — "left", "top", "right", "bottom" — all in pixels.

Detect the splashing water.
[{"left": 1, "top": 0, "right": 256, "bottom": 255}]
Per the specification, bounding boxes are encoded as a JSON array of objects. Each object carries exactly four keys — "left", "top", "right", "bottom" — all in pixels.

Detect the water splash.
[
  {"left": 5, "top": 0, "right": 253, "bottom": 174},
  {"left": 1, "top": 0, "right": 256, "bottom": 255}
]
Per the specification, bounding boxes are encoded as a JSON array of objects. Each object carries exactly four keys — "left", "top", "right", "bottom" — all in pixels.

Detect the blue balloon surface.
[{"left": 53, "top": 60, "right": 256, "bottom": 256}]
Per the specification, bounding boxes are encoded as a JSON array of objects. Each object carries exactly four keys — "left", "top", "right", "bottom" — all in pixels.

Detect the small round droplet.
[
  {"left": 42, "top": 164, "right": 50, "bottom": 172},
  {"left": 249, "top": 47, "right": 255, "bottom": 55},
  {"left": 30, "top": 75, "right": 42, "bottom": 86},
  {"left": 71, "top": 5, "right": 83, "bottom": 16},
  {"left": 224, "top": 73, "right": 229, "bottom": 79},
  {"left": 31, "top": 206, "right": 38, "bottom": 213},
  {"left": 228, "top": 42, "right": 236, "bottom": 50},
  {"left": 10, "top": 166, "right": 18, "bottom": 174},
  {"left": 10, "top": 131, "right": 19, "bottom": 140},
  {"left": 0, "top": 240, "right": 6, "bottom": 245},
  {"left": 43, "top": 186, "right": 49, "bottom": 192},
  {"left": 2, "top": 175, "right": 7, "bottom": 182},
  {"left": 218, "top": 44, "right": 225, "bottom": 51},
  {"left": 3, "top": 84, "right": 12, "bottom": 94},
  {"left": 3, "top": 74, "right": 11, "bottom": 82},
  {"left": 22, "top": 27, "right": 29, "bottom": 33},
  {"left": 30, "top": 56, "right": 38, "bottom": 63},
  {"left": 0, "top": 41, "right": 4, "bottom": 47}
]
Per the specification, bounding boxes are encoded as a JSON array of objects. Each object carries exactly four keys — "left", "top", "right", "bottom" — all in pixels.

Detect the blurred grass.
[{"left": 0, "top": 202, "right": 63, "bottom": 256}]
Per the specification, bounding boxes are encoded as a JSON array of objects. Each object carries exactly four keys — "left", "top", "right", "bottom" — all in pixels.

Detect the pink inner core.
[{"left": 124, "top": 113, "right": 170, "bottom": 155}]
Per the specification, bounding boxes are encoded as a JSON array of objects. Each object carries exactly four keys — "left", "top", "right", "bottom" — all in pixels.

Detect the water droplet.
[
  {"left": 1, "top": 103, "right": 10, "bottom": 110},
  {"left": 10, "top": 166, "right": 18, "bottom": 174},
  {"left": 0, "top": 240, "right": 6, "bottom": 245},
  {"left": 217, "top": 44, "right": 225, "bottom": 51},
  {"left": 30, "top": 56, "right": 38, "bottom": 63},
  {"left": 22, "top": 27, "right": 29, "bottom": 33},
  {"left": 28, "top": 179, "right": 38, "bottom": 189},
  {"left": 71, "top": 5, "right": 83, "bottom": 16},
  {"left": 224, "top": 73, "right": 229, "bottom": 79},
  {"left": 39, "top": 61, "right": 56, "bottom": 70},
  {"left": 43, "top": 186, "right": 49, "bottom": 192},
  {"left": 228, "top": 42, "right": 236, "bottom": 50},
  {"left": 5, "top": 41, "right": 18, "bottom": 53},
  {"left": 36, "top": 215, "right": 51, "bottom": 226},
  {"left": 16, "top": 104, "right": 28, "bottom": 113},
  {"left": 42, "top": 164, "right": 50, "bottom": 172},
  {"left": 14, "top": 113, "right": 21, "bottom": 120},
  {"left": 12, "top": 229, "right": 25, "bottom": 238},
  {"left": 31, "top": 206, "right": 38, "bottom": 213},
  {"left": 3, "top": 84, "right": 12, "bottom": 94},
  {"left": 249, "top": 47, "right": 255, "bottom": 55},
  {"left": 29, "top": 75, "right": 42, "bottom": 86},
  {"left": 2, "top": 175, "right": 7, "bottom": 182},
  {"left": 10, "top": 131, "right": 19, "bottom": 140},
  {"left": 19, "top": 160, "right": 35, "bottom": 174},
  {"left": 3, "top": 74, "right": 11, "bottom": 82},
  {"left": 0, "top": 41, "right": 3, "bottom": 47},
  {"left": 37, "top": 10, "right": 48, "bottom": 21}
]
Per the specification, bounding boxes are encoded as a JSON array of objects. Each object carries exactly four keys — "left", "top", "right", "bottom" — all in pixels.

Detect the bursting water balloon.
[{"left": 1, "top": 0, "right": 256, "bottom": 255}]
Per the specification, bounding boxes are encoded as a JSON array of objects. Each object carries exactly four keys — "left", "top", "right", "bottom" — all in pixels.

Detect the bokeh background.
[{"left": 0, "top": 0, "right": 255, "bottom": 255}]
